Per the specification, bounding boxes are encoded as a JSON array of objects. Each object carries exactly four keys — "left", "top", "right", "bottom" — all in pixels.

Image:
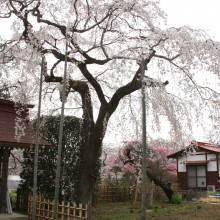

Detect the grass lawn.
[
  {"left": 92, "top": 201, "right": 220, "bottom": 220},
  {"left": 92, "top": 202, "right": 140, "bottom": 220}
]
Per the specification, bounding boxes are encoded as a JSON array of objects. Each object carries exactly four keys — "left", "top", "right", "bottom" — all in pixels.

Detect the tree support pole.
[
  {"left": 32, "top": 56, "right": 44, "bottom": 220},
  {"left": 53, "top": 40, "right": 68, "bottom": 220},
  {"left": 141, "top": 59, "right": 147, "bottom": 220}
]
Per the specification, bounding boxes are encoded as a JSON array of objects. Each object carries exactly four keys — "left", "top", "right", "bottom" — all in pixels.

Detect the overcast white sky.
[
  {"left": 1, "top": 0, "right": 220, "bottom": 41},
  {"left": 160, "top": 0, "right": 220, "bottom": 40}
]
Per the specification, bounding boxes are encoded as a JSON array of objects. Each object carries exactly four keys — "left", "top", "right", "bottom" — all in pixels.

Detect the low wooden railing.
[{"left": 28, "top": 195, "right": 89, "bottom": 220}]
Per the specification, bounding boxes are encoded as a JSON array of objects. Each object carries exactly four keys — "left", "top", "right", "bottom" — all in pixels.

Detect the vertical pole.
[
  {"left": 141, "top": 59, "right": 147, "bottom": 220},
  {"left": 32, "top": 56, "right": 44, "bottom": 220},
  {"left": 0, "top": 149, "right": 10, "bottom": 213},
  {"left": 53, "top": 40, "right": 68, "bottom": 220}
]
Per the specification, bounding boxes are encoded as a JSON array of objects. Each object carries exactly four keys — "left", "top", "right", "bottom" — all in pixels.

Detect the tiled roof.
[
  {"left": 167, "top": 141, "right": 220, "bottom": 158},
  {"left": 196, "top": 142, "right": 220, "bottom": 153},
  {"left": 0, "top": 99, "right": 50, "bottom": 149},
  {"left": 167, "top": 149, "right": 184, "bottom": 158}
]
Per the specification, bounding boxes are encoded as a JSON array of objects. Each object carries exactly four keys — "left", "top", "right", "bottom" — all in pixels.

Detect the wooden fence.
[
  {"left": 16, "top": 187, "right": 132, "bottom": 215},
  {"left": 98, "top": 186, "right": 131, "bottom": 203},
  {"left": 28, "top": 195, "right": 89, "bottom": 220},
  {"left": 16, "top": 188, "right": 29, "bottom": 213}
]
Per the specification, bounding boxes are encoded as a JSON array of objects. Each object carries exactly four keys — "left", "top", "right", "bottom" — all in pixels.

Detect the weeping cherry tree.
[{"left": 0, "top": 0, "right": 220, "bottom": 203}]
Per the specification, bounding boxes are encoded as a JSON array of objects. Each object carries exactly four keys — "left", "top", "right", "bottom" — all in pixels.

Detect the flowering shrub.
[
  {"left": 101, "top": 140, "right": 177, "bottom": 188},
  {"left": 149, "top": 146, "right": 177, "bottom": 176},
  {"left": 101, "top": 154, "right": 136, "bottom": 187}
]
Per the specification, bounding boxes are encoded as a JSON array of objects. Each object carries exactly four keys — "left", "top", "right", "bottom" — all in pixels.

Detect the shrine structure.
[{"left": 0, "top": 99, "right": 50, "bottom": 213}]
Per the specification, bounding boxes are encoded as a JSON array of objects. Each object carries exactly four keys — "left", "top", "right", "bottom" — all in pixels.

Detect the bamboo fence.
[
  {"left": 98, "top": 186, "right": 131, "bottom": 203},
  {"left": 28, "top": 195, "right": 88, "bottom": 220}
]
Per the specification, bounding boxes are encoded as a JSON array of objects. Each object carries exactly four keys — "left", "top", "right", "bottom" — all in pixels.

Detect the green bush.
[
  {"left": 208, "top": 191, "right": 216, "bottom": 196},
  {"left": 9, "top": 191, "right": 17, "bottom": 202},
  {"left": 171, "top": 193, "right": 182, "bottom": 204}
]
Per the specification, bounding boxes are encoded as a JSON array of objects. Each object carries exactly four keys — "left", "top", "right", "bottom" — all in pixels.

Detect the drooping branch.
[
  {"left": 0, "top": 41, "right": 16, "bottom": 64},
  {"left": 9, "top": 151, "right": 22, "bottom": 171}
]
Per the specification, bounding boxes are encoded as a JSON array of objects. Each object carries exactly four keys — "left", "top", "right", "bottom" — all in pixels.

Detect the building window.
[{"left": 187, "top": 165, "right": 206, "bottom": 188}]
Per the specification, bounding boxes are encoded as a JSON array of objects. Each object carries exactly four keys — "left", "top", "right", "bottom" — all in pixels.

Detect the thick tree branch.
[
  {"left": 108, "top": 51, "right": 156, "bottom": 115},
  {"left": 45, "top": 75, "right": 94, "bottom": 126},
  {"left": 78, "top": 63, "right": 107, "bottom": 105}
]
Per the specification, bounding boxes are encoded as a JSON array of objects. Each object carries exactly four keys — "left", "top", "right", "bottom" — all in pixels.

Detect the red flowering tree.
[
  {"left": 102, "top": 153, "right": 136, "bottom": 187},
  {"left": 119, "top": 140, "right": 177, "bottom": 202},
  {"left": 148, "top": 145, "right": 177, "bottom": 179}
]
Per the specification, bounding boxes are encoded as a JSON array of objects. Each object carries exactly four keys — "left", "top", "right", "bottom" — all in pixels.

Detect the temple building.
[{"left": 0, "top": 99, "right": 50, "bottom": 213}]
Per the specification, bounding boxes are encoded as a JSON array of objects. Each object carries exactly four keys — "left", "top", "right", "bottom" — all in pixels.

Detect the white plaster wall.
[
  {"left": 187, "top": 154, "right": 206, "bottom": 161},
  {"left": 178, "top": 153, "right": 218, "bottom": 172},
  {"left": 178, "top": 156, "right": 186, "bottom": 172},
  {"left": 178, "top": 154, "right": 207, "bottom": 172},
  {"left": 207, "top": 154, "right": 217, "bottom": 171}
]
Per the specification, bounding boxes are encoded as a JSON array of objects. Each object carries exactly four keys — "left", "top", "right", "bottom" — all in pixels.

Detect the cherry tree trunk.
[
  {"left": 148, "top": 181, "right": 155, "bottom": 207},
  {"left": 76, "top": 130, "right": 103, "bottom": 204},
  {"left": 132, "top": 180, "right": 139, "bottom": 206},
  {"left": 146, "top": 170, "right": 174, "bottom": 202},
  {"left": 130, "top": 180, "right": 139, "bottom": 213}
]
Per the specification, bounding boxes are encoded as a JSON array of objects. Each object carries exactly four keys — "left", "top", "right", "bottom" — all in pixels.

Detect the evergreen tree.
[{"left": 19, "top": 115, "right": 101, "bottom": 202}]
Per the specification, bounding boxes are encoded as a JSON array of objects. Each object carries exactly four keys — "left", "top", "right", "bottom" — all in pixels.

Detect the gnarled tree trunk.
[
  {"left": 77, "top": 131, "right": 103, "bottom": 204},
  {"left": 146, "top": 170, "right": 174, "bottom": 202}
]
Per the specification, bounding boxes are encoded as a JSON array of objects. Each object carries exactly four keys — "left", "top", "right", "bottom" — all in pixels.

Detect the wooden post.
[
  {"left": 61, "top": 201, "right": 65, "bottom": 220},
  {"left": 42, "top": 197, "right": 46, "bottom": 219},
  {"left": 67, "top": 202, "right": 70, "bottom": 220},
  {"left": 79, "top": 203, "right": 82, "bottom": 219},
  {"left": 46, "top": 198, "right": 50, "bottom": 219},
  {"left": 0, "top": 149, "right": 10, "bottom": 213},
  {"left": 87, "top": 201, "right": 92, "bottom": 220},
  {"left": 73, "top": 202, "right": 76, "bottom": 217}
]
